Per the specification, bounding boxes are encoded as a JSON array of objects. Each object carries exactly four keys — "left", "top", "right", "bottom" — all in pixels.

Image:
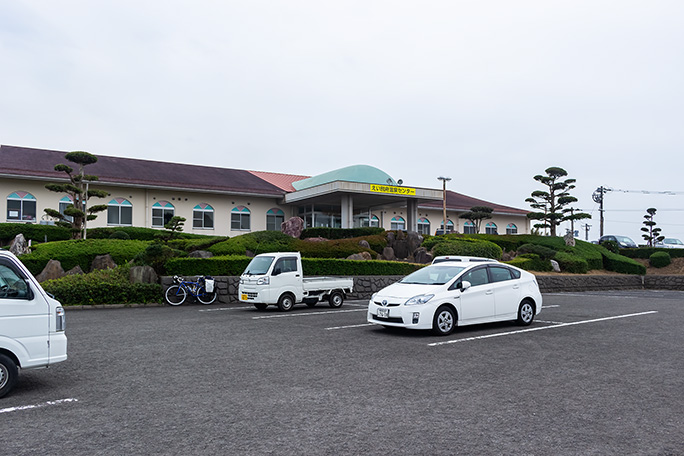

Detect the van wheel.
[
  {"left": 0, "top": 354, "right": 18, "bottom": 399},
  {"left": 328, "top": 291, "right": 344, "bottom": 308},
  {"left": 254, "top": 303, "right": 268, "bottom": 310},
  {"left": 277, "top": 294, "right": 295, "bottom": 312},
  {"left": 432, "top": 306, "right": 456, "bottom": 336},
  {"left": 517, "top": 300, "right": 535, "bottom": 326}
]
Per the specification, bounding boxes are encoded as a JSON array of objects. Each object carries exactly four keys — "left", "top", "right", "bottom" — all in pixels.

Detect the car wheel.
[
  {"left": 432, "top": 305, "right": 456, "bottom": 336},
  {"left": 328, "top": 291, "right": 344, "bottom": 308},
  {"left": 277, "top": 294, "right": 295, "bottom": 312},
  {"left": 0, "top": 354, "right": 18, "bottom": 399},
  {"left": 517, "top": 300, "right": 535, "bottom": 326},
  {"left": 254, "top": 303, "right": 268, "bottom": 310}
]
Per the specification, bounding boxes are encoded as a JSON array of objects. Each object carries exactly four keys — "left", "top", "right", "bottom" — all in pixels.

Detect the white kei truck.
[
  {"left": 238, "top": 252, "right": 354, "bottom": 311},
  {"left": 0, "top": 250, "right": 67, "bottom": 398}
]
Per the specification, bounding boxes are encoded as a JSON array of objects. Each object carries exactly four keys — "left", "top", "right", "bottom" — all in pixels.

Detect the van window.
[{"left": 0, "top": 263, "right": 30, "bottom": 299}]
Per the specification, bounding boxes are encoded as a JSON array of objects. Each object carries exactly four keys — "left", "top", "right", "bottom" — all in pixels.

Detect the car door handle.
[
  {"left": 295, "top": 274, "right": 300, "bottom": 277},
  {"left": 485, "top": 290, "right": 493, "bottom": 295},
  {"left": 513, "top": 285, "right": 520, "bottom": 289}
]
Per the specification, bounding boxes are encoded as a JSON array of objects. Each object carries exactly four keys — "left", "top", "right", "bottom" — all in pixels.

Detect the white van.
[{"left": 0, "top": 250, "right": 67, "bottom": 398}]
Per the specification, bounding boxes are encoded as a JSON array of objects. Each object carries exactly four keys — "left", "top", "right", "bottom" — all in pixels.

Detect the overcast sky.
[{"left": 2, "top": 1, "right": 683, "bottom": 242}]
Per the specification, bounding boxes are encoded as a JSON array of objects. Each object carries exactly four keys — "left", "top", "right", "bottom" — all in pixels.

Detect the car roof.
[{"left": 431, "top": 256, "right": 498, "bottom": 264}]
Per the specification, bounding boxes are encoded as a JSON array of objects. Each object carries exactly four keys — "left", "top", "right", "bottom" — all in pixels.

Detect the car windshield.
[
  {"left": 243, "top": 256, "right": 274, "bottom": 275},
  {"left": 400, "top": 265, "right": 465, "bottom": 285},
  {"left": 615, "top": 236, "right": 634, "bottom": 244},
  {"left": 665, "top": 238, "right": 683, "bottom": 245}
]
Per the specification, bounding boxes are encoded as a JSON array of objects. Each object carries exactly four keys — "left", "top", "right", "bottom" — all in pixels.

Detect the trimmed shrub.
[
  {"left": 208, "top": 231, "right": 297, "bottom": 256},
  {"left": 0, "top": 223, "right": 71, "bottom": 245},
  {"left": 296, "top": 237, "right": 376, "bottom": 259},
  {"left": 41, "top": 266, "right": 161, "bottom": 306},
  {"left": 649, "top": 251, "right": 671, "bottom": 268},
  {"left": 167, "top": 236, "right": 228, "bottom": 253},
  {"left": 506, "top": 253, "right": 553, "bottom": 272},
  {"left": 19, "top": 239, "right": 150, "bottom": 275},
  {"left": 133, "top": 242, "right": 186, "bottom": 275},
  {"left": 109, "top": 231, "right": 131, "bottom": 240},
  {"left": 601, "top": 240, "right": 620, "bottom": 254},
  {"left": 166, "top": 256, "right": 253, "bottom": 276},
  {"left": 518, "top": 243, "right": 557, "bottom": 260},
  {"left": 300, "top": 227, "right": 385, "bottom": 240},
  {"left": 430, "top": 238, "right": 503, "bottom": 260},
  {"left": 619, "top": 247, "right": 684, "bottom": 259},
  {"left": 87, "top": 226, "right": 213, "bottom": 241},
  {"left": 553, "top": 251, "right": 589, "bottom": 274},
  {"left": 600, "top": 248, "right": 647, "bottom": 275}
]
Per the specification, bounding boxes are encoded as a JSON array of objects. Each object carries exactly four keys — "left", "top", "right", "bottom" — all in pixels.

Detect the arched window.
[
  {"left": 506, "top": 223, "right": 518, "bottom": 235},
  {"left": 59, "top": 196, "right": 74, "bottom": 222},
  {"left": 463, "top": 221, "right": 476, "bottom": 234},
  {"left": 485, "top": 222, "right": 498, "bottom": 235},
  {"left": 417, "top": 217, "right": 430, "bottom": 235},
  {"left": 152, "top": 201, "right": 175, "bottom": 227},
  {"left": 193, "top": 203, "right": 214, "bottom": 229},
  {"left": 231, "top": 206, "right": 251, "bottom": 231},
  {"left": 266, "top": 208, "right": 285, "bottom": 231},
  {"left": 370, "top": 215, "right": 380, "bottom": 227},
  {"left": 107, "top": 198, "right": 132, "bottom": 226},
  {"left": 390, "top": 216, "right": 405, "bottom": 231},
  {"left": 7, "top": 192, "right": 37, "bottom": 221},
  {"left": 440, "top": 219, "right": 454, "bottom": 233}
]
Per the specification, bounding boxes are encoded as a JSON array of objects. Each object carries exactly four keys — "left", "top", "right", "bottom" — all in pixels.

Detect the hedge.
[
  {"left": 20, "top": 239, "right": 150, "bottom": 275},
  {"left": 87, "top": 226, "right": 218, "bottom": 241},
  {"left": 41, "top": 266, "right": 162, "bottom": 306},
  {"left": 208, "top": 231, "right": 297, "bottom": 256},
  {"left": 553, "top": 251, "right": 589, "bottom": 274},
  {"left": 166, "top": 255, "right": 424, "bottom": 276},
  {"left": 430, "top": 238, "right": 503, "bottom": 260},
  {"left": 600, "top": 248, "right": 647, "bottom": 275},
  {"left": 619, "top": 247, "right": 684, "bottom": 259},
  {"left": 506, "top": 254, "right": 553, "bottom": 272},
  {"left": 649, "top": 251, "right": 671, "bottom": 268},
  {"left": 300, "top": 227, "right": 385, "bottom": 240},
  {"left": 296, "top": 237, "right": 377, "bottom": 258},
  {"left": 0, "top": 223, "right": 71, "bottom": 245}
]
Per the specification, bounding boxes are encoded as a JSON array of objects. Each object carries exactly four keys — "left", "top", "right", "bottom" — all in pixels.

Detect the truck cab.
[{"left": 0, "top": 250, "right": 67, "bottom": 398}]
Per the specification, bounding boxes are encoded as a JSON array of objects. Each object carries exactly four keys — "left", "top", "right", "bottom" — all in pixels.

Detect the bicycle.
[{"left": 165, "top": 275, "right": 217, "bottom": 305}]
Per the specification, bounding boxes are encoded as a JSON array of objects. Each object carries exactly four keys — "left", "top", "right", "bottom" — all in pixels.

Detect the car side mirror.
[{"left": 460, "top": 280, "right": 472, "bottom": 291}]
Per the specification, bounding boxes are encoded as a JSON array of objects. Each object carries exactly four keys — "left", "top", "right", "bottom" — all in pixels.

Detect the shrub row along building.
[{"left": 0, "top": 145, "right": 529, "bottom": 237}]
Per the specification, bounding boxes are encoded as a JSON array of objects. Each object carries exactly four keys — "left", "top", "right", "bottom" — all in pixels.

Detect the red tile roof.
[{"left": 248, "top": 170, "right": 310, "bottom": 192}]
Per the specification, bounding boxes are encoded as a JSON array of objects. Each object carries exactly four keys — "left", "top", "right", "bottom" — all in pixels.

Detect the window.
[
  {"left": 506, "top": 223, "right": 518, "bottom": 235},
  {"left": 370, "top": 215, "right": 380, "bottom": 227},
  {"left": 231, "top": 206, "right": 251, "bottom": 231},
  {"left": 152, "top": 201, "right": 175, "bottom": 227},
  {"left": 59, "top": 196, "right": 74, "bottom": 222},
  {"left": 390, "top": 216, "right": 405, "bottom": 231},
  {"left": 274, "top": 257, "right": 298, "bottom": 274},
  {"left": 485, "top": 222, "right": 498, "bottom": 235},
  {"left": 7, "top": 192, "right": 36, "bottom": 222},
  {"left": 463, "top": 221, "right": 476, "bottom": 234},
  {"left": 107, "top": 198, "right": 133, "bottom": 226},
  {"left": 266, "top": 208, "right": 285, "bottom": 231},
  {"left": 417, "top": 217, "right": 430, "bottom": 235},
  {"left": 461, "top": 267, "right": 489, "bottom": 287},
  {"left": 193, "top": 203, "right": 214, "bottom": 229},
  {"left": 489, "top": 266, "right": 513, "bottom": 283},
  {"left": 0, "top": 260, "right": 30, "bottom": 299},
  {"left": 439, "top": 219, "right": 454, "bottom": 233}
]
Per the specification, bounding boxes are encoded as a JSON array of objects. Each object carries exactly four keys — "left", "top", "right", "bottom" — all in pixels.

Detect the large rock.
[
  {"left": 66, "top": 265, "right": 85, "bottom": 276},
  {"left": 413, "top": 247, "right": 433, "bottom": 264},
  {"left": 347, "top": 252, "right": 373, "bottom": 261},
  {"left": 36, "top": 260, "right": 65, "bottom": 282},
  {"left": 130, "top": 265, "right": 158, "bottom": 284},
  {"left": 90, "top": 254, "right": 117, "bottom": 272},
  {"left": 564, "top": 231, "right": 576, "bottom": 247},
  {"left": 358, "top": 240, "right": 371, "bottom": 249},
  {"left": 281, "top": 217, "right": 305, "bottom": 238},
  {"left": 9, "top": 234, "right": 30, "bottom": 256},
  {"left": 188, "top": 250, "right": 214, "bottom": 258},
  {"left": 381, "top": 247, "right": 396, "bottom": 261},
  {"left": 406, "top": 231, "right": 423, "bottom": 253},
  {"left": 550, "top": 259, "right": 561, "bottom": 273}
]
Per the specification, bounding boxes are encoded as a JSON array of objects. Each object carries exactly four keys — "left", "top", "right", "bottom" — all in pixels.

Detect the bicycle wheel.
[
  {"left": 165, "top": 285, "right": 187, "bottom": 306},
  {"left": 196, "top": 286, "right": 217, "bottom": 305}
]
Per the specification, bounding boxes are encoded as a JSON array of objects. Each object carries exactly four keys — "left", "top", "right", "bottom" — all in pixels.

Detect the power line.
[{"left": 606, "top": 188, "right": 684, "bottom": 195}]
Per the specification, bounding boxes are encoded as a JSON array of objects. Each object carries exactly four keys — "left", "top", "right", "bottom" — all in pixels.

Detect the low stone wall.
[{"left": 162, "top": 274, "right": 683, "bottom": 304}]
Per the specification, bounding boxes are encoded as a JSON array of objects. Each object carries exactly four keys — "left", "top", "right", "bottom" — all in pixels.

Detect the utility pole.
[
  {"left": 592, "top": 186, "right": 609, "bottom": 237},
  {"left": 437, "top": 176, "right": 451, "bottom": 234},
  {"left": 583, "top": 223, "right": 592, "bottom": 241}
]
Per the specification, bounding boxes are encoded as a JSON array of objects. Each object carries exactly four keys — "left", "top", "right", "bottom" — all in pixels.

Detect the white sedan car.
[
  {"left": 655, "top": 238, "right": 684, "bottom": 249},
  {"left": 367, "top": 262, "right": 543, "bottom": 336}
]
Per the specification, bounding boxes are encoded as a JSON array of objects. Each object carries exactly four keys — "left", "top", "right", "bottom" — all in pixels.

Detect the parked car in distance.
[
  {"left": 367, "top": 262, "right": 542, "bottom": 336},
  {"left": 598, "top": 235, "right": 638, "bottom": 248},
  {"left": 432, "top": 256, "right": 498, "bottom": 264},
  {"left": 655, "top": 238, "right": 684, "bottom": 249}
]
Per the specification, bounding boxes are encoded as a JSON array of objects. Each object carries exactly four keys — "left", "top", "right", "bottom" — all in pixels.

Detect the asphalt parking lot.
[{"left": 2, "top": 290, "right": 683, "bottom": 455}]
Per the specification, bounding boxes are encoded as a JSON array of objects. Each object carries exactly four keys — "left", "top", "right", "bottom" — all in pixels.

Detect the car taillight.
[{"left": 56, "top": 307, "right": 66, "bottom": 332}]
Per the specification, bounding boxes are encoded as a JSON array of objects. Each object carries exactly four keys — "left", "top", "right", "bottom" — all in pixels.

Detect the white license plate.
[{"left": 377, "top": 307, "right": 389, "bottom": 318}]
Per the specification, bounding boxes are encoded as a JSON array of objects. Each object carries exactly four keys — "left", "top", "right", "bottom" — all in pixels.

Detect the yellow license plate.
[{"left": 241, "top": 294, "right": 248, "bottom": 301}]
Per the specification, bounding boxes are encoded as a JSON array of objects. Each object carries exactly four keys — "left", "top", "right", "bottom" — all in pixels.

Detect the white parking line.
[
  {"left": 326, "top": 323, "right": 374, "bottom": 330},
  {"left": 542, "top": 305, "right": 560, "bottom": 308},
  {"left": 0, "top": 398, "right": 78, "bottom": 414},
  {"left": 252, "top": 308, "right": 367, "bottom": 319},
  {"left": 199, "top": 306, "right": 254, "bottom": 312},
  {"left": 536, "top": 320, "right": 566, "bottom": 325},
  {"left": 428, "top": 311, "right": 658, "bottom": 347}
]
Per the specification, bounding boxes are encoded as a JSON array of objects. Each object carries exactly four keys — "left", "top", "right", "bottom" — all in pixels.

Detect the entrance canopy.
[{"left": 284, "top": 165, "right": 443, "bottom": 230}]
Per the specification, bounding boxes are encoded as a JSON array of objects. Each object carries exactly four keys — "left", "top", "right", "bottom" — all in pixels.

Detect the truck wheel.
[
  {"left": 277, "top": 294, "right": 295, "bottom": 312},
  {"left": 0, "top": 354, "right": 18, "bottom": 399},
  {"left": 328, "top": 291, "right": 344, "bottom": 308},
  {"left": 254, "top": 303, "right": 268, "bottom": 310}
]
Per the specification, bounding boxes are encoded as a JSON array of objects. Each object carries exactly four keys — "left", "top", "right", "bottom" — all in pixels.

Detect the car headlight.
[
  {"left": 405, "top": 294, "right": 434, "bottom": 306},
  {"left": 257, "top": 277, "right": 270, "bottom": 285}
]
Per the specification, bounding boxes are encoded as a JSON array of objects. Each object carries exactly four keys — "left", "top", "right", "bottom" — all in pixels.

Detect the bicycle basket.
[{"left": 204, "top": 277, "right": 215, "bottom": 293}]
